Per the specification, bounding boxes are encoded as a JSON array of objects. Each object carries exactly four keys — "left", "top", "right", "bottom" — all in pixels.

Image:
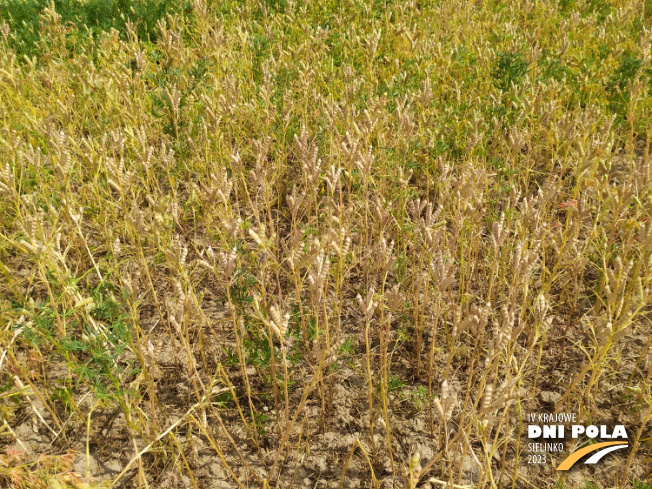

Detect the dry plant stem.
[
  {"left": 379, "top": 279, "right": 395, "bottom": 475},
  {"left": 320, "top": 302, "right": 331, "bottom": 428},
  {"left": 227, "top": 290, "right": 259, "bottom": 446},
  {"left": 73, "top": 221, "right": 103, "bottom": 282},
  {"left": 286, "top": 416, "right": 307, "bottom": 489},
  {"left": 532, "top": 331, "right": 546, "bottom": 394},
  {"left": 191, "top": 416, "right": 248, "bottom": 489},
  {"left": 169, "top": 431, "right": 199, "bottom": 489},
  {"left": 627, "top": 331, "right": 652, "bottom": 384},
  {"left": 113, "top": 402, "right": 198, "bottom": 486},
  {"left": 0, "top": 325, "right": 22, "bottom": 376},
  {"left": 557, "top": 342, "right": 611, "bottom": 410},
  {"left": 411, "top": 254, "right": 422, "bottom": 371},
  {"left": 134, "top": 240, "right": 175, "bottom": 354},
  {"left": 203, "top": 320, "right": 256, "bottom": 444},
  {"left": 45, "top": 382, "right": 105, "bottom": 451},
  {"left": 364, "top": 315, "right": 376, "bottom": 455},
  {"left": 134, "top": 436, "right": 150, "bottom": 489},
  {"left": 428, "top": 299, "right": 441, "bottom": 435},
  {"left": 310, "top": 286, "right": 330, "bottom": 427},
  {"left": 3, "top": 420, "right": 28, "bottom": 452},
  {"left": 416, "top": 271, "right": 431, "bottom": 377},
  {"left": 442, "top": 336, "right": 455, "bottom": 382},
  {"left": 85, "top": 401, "right": 98, "bottom": 480},
  {"left": 37, "top": 263, "right": 66, "bottom": 335},
  {"left": 268, "top": 357, "right": 328, "bottom": 483},
  {"left": 291, "top": 268, "right": 310, "bottom": 353},
  {"left": 3, "top": 347, "right": 65, "bottom": 434},
  {"left": 218, "top": 363, "right": 257, "bottom": 441},
  {"left": 428, "top": 479, "right": 472, "bottom": 489},
  {"left": 131, "top": 310, "right": 160, "bottom": 436},
  {"left": 266, "top": 318, "right": 281, "bottom": 425},
  {"left": 281, "top": 340, "right": 290, "bottom": 431},
  {"left": 209, "top": 405, "right": 262, "bottom": 484},
  {"left": 413, "top": 449, "right": 446, "bottom": 486},
  {"left": 338, "top": 438, "right": 380, "bottom": 489},
  {"left": 510, "top": 401, "right": 524, "bottom": 489},
  {"left": 620, "top": 386, "right": 652, "bottom": 486},
  {"left": 498, "top": 412, "right": 511, "bottom": 484}
]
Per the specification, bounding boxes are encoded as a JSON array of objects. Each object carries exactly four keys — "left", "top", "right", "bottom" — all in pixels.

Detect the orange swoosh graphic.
[{"left": 556, "top": 441, "right": 628, "bottom": 470}]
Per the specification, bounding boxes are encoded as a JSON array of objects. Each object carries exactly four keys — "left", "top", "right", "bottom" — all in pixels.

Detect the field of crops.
[{"left": 1, "top": 0, "right": 652, "bottom": 488}]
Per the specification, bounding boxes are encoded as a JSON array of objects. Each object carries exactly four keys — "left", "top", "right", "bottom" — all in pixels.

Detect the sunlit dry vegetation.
[{"left": 1, "top": 0, "right": 652, "bottom": 487}]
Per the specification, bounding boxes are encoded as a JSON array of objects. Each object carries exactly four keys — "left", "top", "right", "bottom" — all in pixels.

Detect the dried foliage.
[{"left": 0, "top": 0, "right": 652, "bottom": 488}]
